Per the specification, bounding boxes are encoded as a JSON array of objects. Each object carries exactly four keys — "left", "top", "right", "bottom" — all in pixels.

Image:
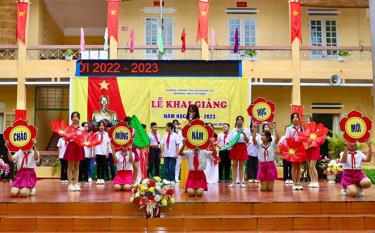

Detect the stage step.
[{"left": 1, "top": 202, "right": 375, "bottom": 232}]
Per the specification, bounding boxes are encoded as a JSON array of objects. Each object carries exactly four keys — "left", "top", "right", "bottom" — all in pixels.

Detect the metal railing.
[
  {"left": 300, "top": 45, "right": 372, "bottom": 61},
  {"left": 26, "top": 45, "right": 105, "bottom": 60},
  {"left": 0, "top": 45, "right": 17, "bottom": 60}
]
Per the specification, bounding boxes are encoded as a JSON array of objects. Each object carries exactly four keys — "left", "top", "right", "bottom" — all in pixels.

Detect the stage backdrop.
[{"left": 72, "top": 77, "right": 249, "bottom": 128}]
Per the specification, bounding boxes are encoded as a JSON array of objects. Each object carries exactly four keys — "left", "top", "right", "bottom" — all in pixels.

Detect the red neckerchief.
[
  {"left": 224, "top": 132, "right": 228, "bottom": 145},
  {"left": 350, "top": 151, "right": 356, "bottom": 170},
  {"left": 292, "top": 126, "right": 300, "bottom": 138},
  {"left": 193, "top": 150, "right": 199, "bottom": 170},
  {"left": 121, "top": 151, "right": 127, "bottom": 169},
  {"left": 21, "top": 151, "right": 30, "bottom": 169},
  {"left": 262, "top": 144, "right": 269, "bottom": 162},
  {"left": 166, "top": 132, "right": 171, "bottom": 150},
  {"left": 153, "top": 132, "right": 159, "bottom": 144}
]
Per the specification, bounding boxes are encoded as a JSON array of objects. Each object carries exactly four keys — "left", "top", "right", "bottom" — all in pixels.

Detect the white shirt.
[
  {"left": 115, "top": 151, "right": 133, "bottom": 171},
  {"left": 149, "top": 132, "right": 161, "bottom": 148},
  {"left": 228, "top": 128, "right": 251, "bottom": 143},
  {"left": 57, "top": 138, "right": 67, "bottom": 159},
  {"left": 256, "top": 141, "right": 277, "bottom": 162},
  {"left": 84, "top": 147, "right": 91, "bottom": 158},
  {"left": 285, "top": 125, "right": 303, "bottom": 141},
  {"left": 247, "top": 133, "right": 261, "bottom": 157},
  {"left": 13, "top": 149, "right": 37, "bottom": 169},
  {"left": 94, "top": 132, "right": 110, "bottom": 155},
  {"left": 217, "top": 132, "right": 230, "bottom": 149},
  {"left": 182, "top": 149, "right": 213, "bottom": 171},
  {"left": 340, "top": 151, "right": 366, "bottom": 170},
  {"left": 161, "top": 132, "right": 180, "bottom": 157}
]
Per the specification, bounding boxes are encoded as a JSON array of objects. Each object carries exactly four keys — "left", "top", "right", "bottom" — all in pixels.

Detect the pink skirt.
[
  {"left": 306, "top": 147, "right": 321, "bottom": 161},
  {"left": 230, "top": 143, "right": 248, "bottom": 161},
  {"left": 186, "top": 170, "right": 208, "bottom": 191},
  {"left": 64, "top": 141, "right": 84, "bottom": 161},
  {"left": 257, "top": 161, "right": 278, "bottom": 181},
  {"left": 12, "top": 168, "right": 37, "bottom": 189},
  {"left": 113, "top": 170, "right": 133, "bottom": 185},
  {"left": 341, "top": 169, "right": 367, "bottom": 188}
]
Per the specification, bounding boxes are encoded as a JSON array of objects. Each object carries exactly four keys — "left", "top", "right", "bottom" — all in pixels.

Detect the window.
[
  {"left": 36, "top": 87, "right": 69, "bottom": 109},
  {"left": 145, "top": 17, "right": 174, "bottom": 57},
  {"left": 310, "top": 19, "right": 337, "bottom": 57},
  {"left": 228, "top": 18, "right": 256, "bottom": 55},
  {"left": 5, "top": 113, "right": 14, "bottom": 128}
]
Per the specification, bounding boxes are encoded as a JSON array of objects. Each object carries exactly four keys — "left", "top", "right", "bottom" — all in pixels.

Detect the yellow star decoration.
[
  {"left": 99, "top": 80, "right": 110, "bottom": 90},
  {"left": 200, "top": 10, "right": 207, "bottom": 17},
  {"left": 293, "top": 10, "right": 299, "bottom": 17},
  {"left": 18, "top": 11, "right": 25, "bottom": 17},
  {"left": 111, "top": 9, "right": 117, "bottom": 16}
]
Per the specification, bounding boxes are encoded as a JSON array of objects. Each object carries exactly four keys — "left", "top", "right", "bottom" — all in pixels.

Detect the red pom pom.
[
  {"left": 149, "top": 180, "right": 156, "bottom": 187},
  {"left": 167, "top": 189, "right": 174, "bottom": 195}
]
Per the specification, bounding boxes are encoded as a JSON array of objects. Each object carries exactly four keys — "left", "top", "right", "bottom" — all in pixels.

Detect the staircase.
[{"left": 0, "top": 201, "right": 374, "bottom": 232}]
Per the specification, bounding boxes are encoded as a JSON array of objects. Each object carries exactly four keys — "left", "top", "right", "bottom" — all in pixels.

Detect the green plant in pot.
[
  {"left": 337, "top": 50, "right": 350, "bottom": 62},
  {"left": 245, "top": 49, "right": 257, "bottom": 60},
  {"left": 64, "top": 49, "right": 74, "bottom": 60}
]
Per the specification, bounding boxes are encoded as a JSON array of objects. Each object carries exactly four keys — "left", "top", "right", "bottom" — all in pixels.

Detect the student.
[
  {"left": 284, "top": 113, "right": 305, "bottom": 190},
  {"left": 94, "top": 121, "right": 110, "bottom": 185},
  {"left": 204, "top": 123, "right": 219, "bottom": 184},
  {"left": 228, "top": 116, "right": 250, "bottom": 188},
  {"left": 161, "top": 122, "right": 180, "bottom": 183},
  {"left": 148, "top": 122, "right": 161, "bottom": 177},
  {"left": 340, "top": 141, "right": 372, "bottom": 197},
  {"left": 57, "top": 137, "right": 68, "bottom": 184},
  {"left": 247, "top": 122, "right": 260, "bottom": 183},
  {"left": 253, "top": 124, "right": 280, "bottom": 191},
  {"left": 79, "top": 122, "right": 92, "bottom": 183},
  {"left": 8, "top": 139, "right": 39, "bottom": 197},
  {"left": 64, "top": 112, "right": 84, "bottom": 192},
  {"left": 179, "top": 139, "right": 214, "bottom": 197},
  {"left": 113, "top": 146, "right": 134, "bottom": 191},
  {"left": 217, "top": 123, "right": 231, "bottom": 183},
  {"left": 173, "top": 119, "right": 183, "bottom": 183}
]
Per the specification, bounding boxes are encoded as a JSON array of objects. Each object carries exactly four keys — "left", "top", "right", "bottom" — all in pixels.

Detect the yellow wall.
[
  {"left": 39, "top": 1, "right": 64, "bottom": 45},
  {"left": 64, "top": 36, "right": 103, "bottom": 45}
]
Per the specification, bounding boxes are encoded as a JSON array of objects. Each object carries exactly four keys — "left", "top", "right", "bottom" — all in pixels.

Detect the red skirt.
[
  {"left": 230, "top": 143, "right": 248, "bottom": 161},
  {"left": 12, "top": 168, "right": 37, "bottom": 189},
  {"left": 341, "top": 169, "right": 367, "bottom": 188},
  {"left": 257, "top": 161, "right": 278, "bottom": 181},
  {"left": 113, "top": 170, "right": 133, "bottom": 185},
  {"left": 64, "top": 141, "right": 84, "bottom": 161},
  {"left": 186, "top": 170, "right": 208, "bottom": 191},
  {"left": 306, "top": 147, "right": 321, "bottom": 161}
]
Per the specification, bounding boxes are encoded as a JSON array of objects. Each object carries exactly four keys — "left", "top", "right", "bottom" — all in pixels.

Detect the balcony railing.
[
  {"left": 26, "top": 45, "right": 105, "bottom": 60},
  {"left": 0, "top": 45, "right": 17, "bottom": 60},
  {"left": 300, "top": 45, "right": 371, "bottom": 61}
]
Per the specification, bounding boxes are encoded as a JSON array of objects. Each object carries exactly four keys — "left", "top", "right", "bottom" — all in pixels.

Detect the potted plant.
[
  {"left": 64, "top": 49, "right": 74, "bottom": 60},
  {"left": 0, "top": 157, "right": 10, "bottom": 177},
  {"left": 320, "top": 157, "right": 343, "bottom": 183},
  {"left": 245, "top": 49, "right": 257, "bottom": 61},
  {"left": 337, "top": 50, "right": 350, "bottom": 62},
  {"left": 130, "top": 176, "right": 175, "bottom": 218}
]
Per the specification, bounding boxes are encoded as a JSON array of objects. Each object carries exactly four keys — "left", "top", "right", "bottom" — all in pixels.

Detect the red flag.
[
  {"left": 107, "top": 0, "right": 120, "bottom": 41},
  {"left": 290, "top": 1, "right": 302, "bottom": 43},
  {"left": 16, "top": 2, "right": 28, "bottom": 43},
  {"left": 181, "top": 28, "right": 186, "bottom": 52},
  {"left": 291, "top": 105, "right": 304, "bottom": 122},
  {"left": 15, "top": 110, "right": 26, "bottom": 120},
  {"left": 87, "top": 77, "right": 126, "bottom": 122},
  {"left": 197, "top": 1, "right": 209, "bottom": 43}
]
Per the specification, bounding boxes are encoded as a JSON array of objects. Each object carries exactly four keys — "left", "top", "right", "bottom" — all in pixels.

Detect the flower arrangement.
[
  {"left": 319, "top": 157, "right": 343, "bottom": 175},
  {"left": 0, "top": 158, "right": 10, "bottom": 176},
  {"left": 130, "top": 176, "right": 175, "bottom": 218}
]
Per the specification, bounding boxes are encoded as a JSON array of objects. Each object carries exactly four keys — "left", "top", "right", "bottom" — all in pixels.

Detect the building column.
[
  {"left": 109, "top": 36, "right": 118, "bottom": 59},
  {"left": 291, "top": 38, "right": 301, "bottom": 105}
]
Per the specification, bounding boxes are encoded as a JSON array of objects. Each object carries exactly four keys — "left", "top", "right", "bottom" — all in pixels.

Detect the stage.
[{"left": 0, "top": 180, "right": 374, "bottom": 232}]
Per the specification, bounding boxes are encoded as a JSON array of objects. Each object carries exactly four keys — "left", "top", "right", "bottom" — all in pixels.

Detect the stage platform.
[{"left": 0, "top": 179, "right": 374, "bottom": 232}]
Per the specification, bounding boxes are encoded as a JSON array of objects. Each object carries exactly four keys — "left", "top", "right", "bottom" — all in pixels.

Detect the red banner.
[
  {"left": 107, "top": 0, "right": 120, "bottom": 41},
  {"left": 197, "top": 1, "right": 209, "bottom": 43},
  {"left": 291, "top": 105, "right": 304, "bottom": 121},
  {"left": 16, "top": 2, "right": 28, "bottom": 43},
  {"left": 88, "top": 77, "right": 126, "bottom": 122},
  {"left": 290, "top": 1, "right": 302, "bottom": 43},
  {"left": 181, "top": 28, "right": 186, "bottom": 52},
  {"left": 15, "top": 109, "right": 27, "bottom": 120}
]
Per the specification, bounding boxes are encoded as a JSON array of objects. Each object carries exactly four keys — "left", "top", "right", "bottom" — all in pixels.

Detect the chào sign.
[
  {"left": 182, "top": 119, "right": 214, "bottom": 149},
  {"left": 247, "top": 97, "right": 276, "bottom": 124},
  {"left": 339, "top": 110, "right": 372, "bottom": 143},
  {"left": 3, "top": 119, "right": 38, "bottom": 152},
  {"left": 108, "top": 121, "right": 134, "bottom": 148}
]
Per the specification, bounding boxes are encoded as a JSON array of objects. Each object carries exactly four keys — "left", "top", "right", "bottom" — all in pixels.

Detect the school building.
[{"left": 0, "top": 0, "right": 373, "bottom": 166}]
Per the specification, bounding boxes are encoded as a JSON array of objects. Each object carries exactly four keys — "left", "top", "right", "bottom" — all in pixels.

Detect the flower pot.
[
  {"left": 248, "top": 56, "right": 256, "bottom": 61},
  {"left": 65, "top": 55, "right": 73, "bottom": 60},
  {"left": 145, "top": 205, "right": 160, "bottom": 218},
  {"left": 327, "top": 174, "right": 336, "bottom": 184},
  {"left": 337, "top": 56, "right": 345, "bottom": 62}
]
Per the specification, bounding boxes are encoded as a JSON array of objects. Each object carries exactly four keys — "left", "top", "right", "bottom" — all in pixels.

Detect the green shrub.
[{"left": 364, "top": 169, "right": 375, "bottom": 184}]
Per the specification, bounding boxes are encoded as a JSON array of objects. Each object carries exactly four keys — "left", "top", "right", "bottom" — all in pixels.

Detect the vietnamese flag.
[
  {"left": 181, "top": 28, "right": 186, "bottom": 52},
  {"left": 197, "top": 1, "right": 209, "bottom": 43},
  {"left": 16, "top": 2, "right": 29, "bottom": 43},
  {"left": 107, "top": 0, "right": 120, "bottom": 41},
  {"left": 87, "top": 77, "right": 126, "bottom": 122},
  {"left": 290, "top": 1, "right": 302, "bottom": 43}
]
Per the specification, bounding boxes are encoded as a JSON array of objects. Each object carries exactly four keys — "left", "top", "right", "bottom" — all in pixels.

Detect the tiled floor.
[{"left": 0, "top": 179, "right": 373, "bottom": 203}]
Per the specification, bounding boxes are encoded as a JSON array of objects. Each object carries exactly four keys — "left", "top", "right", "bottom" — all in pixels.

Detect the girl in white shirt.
[
  {"left": 94, "top": 121, "right": 110, "bottom": 185},
  {"left": 253, "top": 126, "right": 280, "bottom": 191},
  {"left": 113, "top": 146, "right": 134, "bottom": 191},
  {"left": 340, "top": 141, "right": 372, "bottom": 197},
  {"left": 57, "top": 137, "right": 68, "bottom": 183},
  {"left": 8, "top": 139, "right": 39, "bottom": 197},
  {"left": 179, "top": 140, "right": 213, "bottom": 197}
]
